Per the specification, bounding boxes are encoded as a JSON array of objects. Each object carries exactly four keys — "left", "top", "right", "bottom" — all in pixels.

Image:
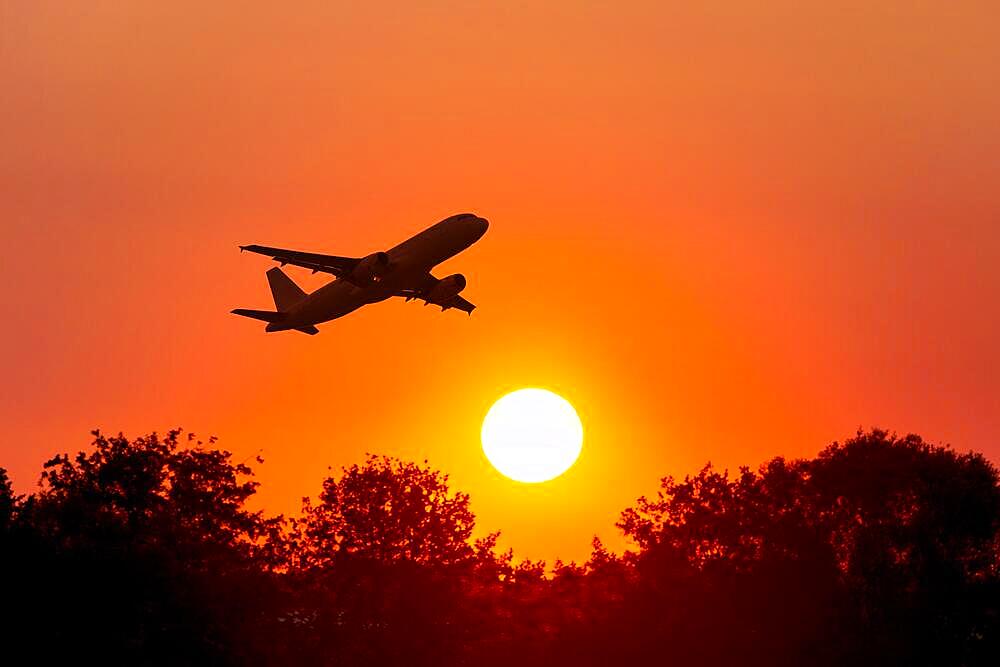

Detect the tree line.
[{"left": 1, "top": 428, "right": 998, "bottom": 665}]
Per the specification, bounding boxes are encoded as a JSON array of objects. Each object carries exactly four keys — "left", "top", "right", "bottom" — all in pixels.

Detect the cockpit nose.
[{"left": 453, "top": 212, "right": 489, "bottom": 236}]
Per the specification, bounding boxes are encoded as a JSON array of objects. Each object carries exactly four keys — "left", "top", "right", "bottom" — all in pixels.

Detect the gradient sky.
[{"left": 2, "top": 1, "right": 998, "bottom": 563}]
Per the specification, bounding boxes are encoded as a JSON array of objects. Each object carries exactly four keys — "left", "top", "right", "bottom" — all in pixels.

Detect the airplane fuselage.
[{"left": 265, "top": 213, "right": 488, "bottom": 331}]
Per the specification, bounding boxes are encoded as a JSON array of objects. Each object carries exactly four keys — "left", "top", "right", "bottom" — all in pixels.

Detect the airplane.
[{"left": 232, "top": 212, "right": 489, "bottom": 335}]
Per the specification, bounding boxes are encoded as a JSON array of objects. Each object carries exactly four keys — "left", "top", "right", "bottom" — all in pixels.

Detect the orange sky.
[{"left": 2, "top": 1, "right": 998, "bottom": 563}]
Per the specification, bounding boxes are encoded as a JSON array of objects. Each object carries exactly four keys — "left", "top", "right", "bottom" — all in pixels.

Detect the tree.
[
  {"left": 295, "top": 454, "right": 479, "bottom": 570},
  {"left": 3, "top": 427, "right": 998, "bottom": 665},
  {"left": 0, "top": 467, "right": 17, "bottom": 532},
  {"left": 288, "top": 455, "right": 494, "bottom": 666},
  {"left": 600, "top": 429, "right": 1000, "bottom": 667},
  {"left": 804, "top": 430, "right": 1000, "bottom": 664},
  {"left": 8, "top": 430, "right": 283, "bottom": 665}
]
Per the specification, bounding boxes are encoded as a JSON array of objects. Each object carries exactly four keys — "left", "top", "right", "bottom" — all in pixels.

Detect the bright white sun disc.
[{"left": 481, "top": 388, "right": 583, "bottom": 483}]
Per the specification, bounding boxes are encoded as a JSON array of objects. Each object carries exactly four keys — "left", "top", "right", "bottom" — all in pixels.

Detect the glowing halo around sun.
[{"left": 481, "top": 388, "right": 583, "bottom": 483}]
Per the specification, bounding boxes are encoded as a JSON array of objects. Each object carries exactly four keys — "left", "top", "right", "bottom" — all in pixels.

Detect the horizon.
[{"left": 6, "top": 423, "right": 993, "bottom": 569}]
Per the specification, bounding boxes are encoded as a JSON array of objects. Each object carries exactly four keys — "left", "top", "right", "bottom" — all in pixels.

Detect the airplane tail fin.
[
  {"left": 231, "top": 308, "right": 285, "bottom": 323},
  {"left": 266, "top": 267, "right": 307, "bottom": 311}
]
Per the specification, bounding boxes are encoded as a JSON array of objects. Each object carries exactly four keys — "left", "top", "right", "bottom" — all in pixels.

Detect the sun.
[{"left": 481, "top": 388, "right": 583, "bottom": 483}]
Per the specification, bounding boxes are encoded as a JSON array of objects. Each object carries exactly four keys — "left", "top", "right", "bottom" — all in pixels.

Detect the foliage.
[
  {"left": 294, "top": 454, "right": 479, "bottom": 570},
  {"left": 2, "top": 430, "right": 282, "bottom": 665},
  {"left": 1, "top": 428, "right": 998, "bottom": 666}
]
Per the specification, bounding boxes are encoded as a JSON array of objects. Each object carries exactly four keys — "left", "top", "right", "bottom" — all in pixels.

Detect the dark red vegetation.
[{"left": 1, "top": 429, "right": 998, "bottom": 666}]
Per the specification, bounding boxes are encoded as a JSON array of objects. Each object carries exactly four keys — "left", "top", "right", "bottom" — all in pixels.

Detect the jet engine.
[
  {"left": 426, "top": 274, "right": 467, "bottom": 304},
  {"left": 350, "top": 252, "right": 391, "bottom": 285}
]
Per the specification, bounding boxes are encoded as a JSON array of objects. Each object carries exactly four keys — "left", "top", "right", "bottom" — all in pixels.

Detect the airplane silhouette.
[{"left": 232, "top": 213, "right": 489, "bottom": 334}]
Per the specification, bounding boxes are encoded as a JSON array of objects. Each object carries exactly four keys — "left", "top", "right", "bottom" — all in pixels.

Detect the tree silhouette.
[
  {"left": 284, "top": 455, "right": 501, "bottom": 665},
  {"left": 294, "top": 454, "right": 482, "bottom": 569},
  {"left": 1, "top": 428, "right": 998, "bottom": 665},
  {"left": 4, "top": 430, "right": 282, "bottom": 665},
  {"left": 0, "top": 467, "right": 16, "bottom": 532},
  {"left": 577, "top": 429, "right": 1000, "bottom": 666},
  {"left": 805, "top": 430, "right": 1000, "bottom": 663}
]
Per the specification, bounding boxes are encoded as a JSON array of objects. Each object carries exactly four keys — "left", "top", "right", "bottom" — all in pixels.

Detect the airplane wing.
[
  {"left": 398, "top": 291, "right": 476, "bottom": 314},
  {"left": 393, "top": 273, "right": 477, "bottom": 314},
  {"left": 239, "top": 244, "right": 359, "bottom": 276}
]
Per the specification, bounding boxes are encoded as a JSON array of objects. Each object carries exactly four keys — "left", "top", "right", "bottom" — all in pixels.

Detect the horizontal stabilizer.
[
  {"left": 231, "top": 308, "right": 284, "bottom": 323},
  {"left": 295, "top": 325, "right": 319, "bottom": 335}
]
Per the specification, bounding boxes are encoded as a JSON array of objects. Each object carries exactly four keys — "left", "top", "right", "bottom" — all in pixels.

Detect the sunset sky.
[{"left": 2, "top": 1, "right": 998, "bottom": 563}]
